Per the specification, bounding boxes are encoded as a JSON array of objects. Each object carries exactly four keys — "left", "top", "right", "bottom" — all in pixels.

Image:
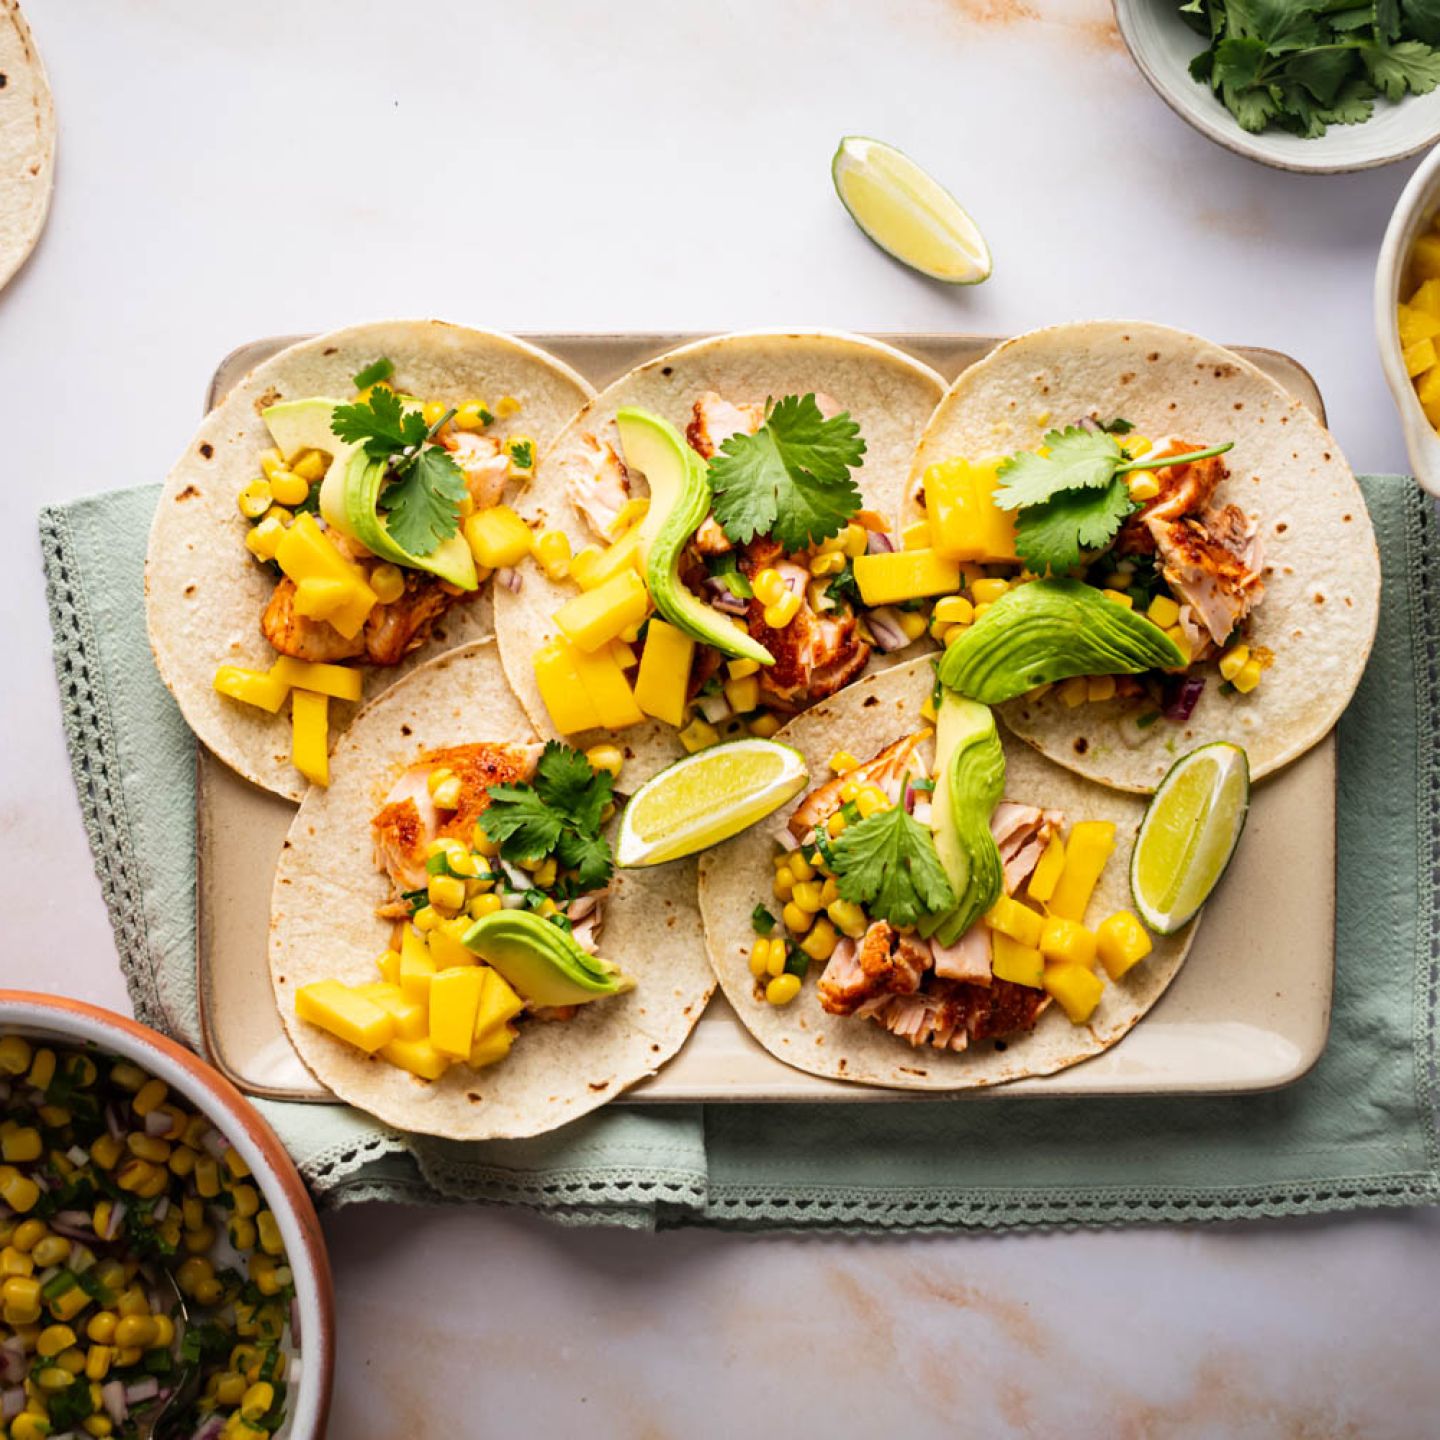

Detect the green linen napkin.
[{"left": 38, "top": 477, "right": 1439, "bottom": 1230}]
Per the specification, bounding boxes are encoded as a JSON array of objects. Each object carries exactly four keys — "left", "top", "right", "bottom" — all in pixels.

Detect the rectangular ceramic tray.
[{"left": 197, "top": 333, "right": 1335, "bottom": 1103}]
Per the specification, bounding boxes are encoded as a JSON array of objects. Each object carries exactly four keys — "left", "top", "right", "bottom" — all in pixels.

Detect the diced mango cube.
[
  {"left": 1411, "top": 277, "right": 1440, "bottom": 318},
  {"left": 1399, "top": 303, "right": 1440, "bottom": 349},
  {"left": 991, "top": 932, "right": 1045, "bottom": 989},
  {"left": 375, "top": 949, "right": 401, "bottom": 985},
  {"left": 571, "top": 640, "right": 645, "bottom": 729},
  {"left": 463, "top": 505, "right": 533, "bottom": 569},
  {"left": 985, "top": 895, "right": 1044, "bottom": 948},
  {"left": 533, "top": 640, "right": 604, "bottom": 734},
  {"left": 353, "top": 982, "right": 427, "bottom": 1042},
  {"left": 290, "top": 689, "right": 330, "bottom": 787},
  {"left": 269, "top": 656, "right": 364, "bottom": 703},
  {"left": 1043, "top": 963, "right": 1105, "bottom": 1024},
  {"left": 468, "top": 1024, "right": 516, "bottom": 1070},
  {"left": 474, "top": 968, "right": 524, "bottom": 1040},
  {"left": 214, "top": 665, "right": 289, "bottom": 714},
  {"left": 427, "top": 919, "right": 477, "bottom": 969},
  {"left": 274, "top": 514, "right": 377, "bottom": 639},
  {"left": 901, "top": 519, "right": 932, "bottom": 550},
  {"left": 1047, "top": 821, "right": 1116, "bottom": 922},
  {"left": 294, "top": 980, "right": 395, "bottom": 1054},
  {"left": 1412, "top": 233, "right": 1440, "bottom": 283},
  {"left": 428, "top": 968, "right": 485, "bottom": 1058},
  {"left": 1038, "top": 914, "right": 1098, "bottom": 967},
  {"left": 1096, "top": 911, "right": 1153, "bottom": 980},
  {"left": 1405, "top": 338, "right": 1437, "bottom": 379},
  {"left": 378, "top": 1036, "right": 453, "bottom": 1081},
  {"left": 292, "top": 576, "right": 355, "bottom": 624},
  {"left": 1417, "top": 365, "right": 1440, "bottom": 428},
  {"left": 853, "top": 548, "right": 961, "bottom": 606},
  {"left": 398, "top": 928, "right": 437, "bottom": 1004},
  {"left": 924, "top": 457, "right": 1018, "bottom": 563},
  {"left": 1026, "top": 834, "right": 1066, "bottom": 904},
  {"left": 569, "top": 526, "right": 643, "bottom": 591},
  {"left": 553, "top": 568, "right": 651, "bottom": 653},
  {"left": 633, "top": 619, "right": 696, "bottom": 728}
]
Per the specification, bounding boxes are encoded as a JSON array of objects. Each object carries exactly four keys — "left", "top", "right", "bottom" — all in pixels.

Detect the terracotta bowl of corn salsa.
[{"left": 0, "top": 993, "right": 332, "bottom": 1439}]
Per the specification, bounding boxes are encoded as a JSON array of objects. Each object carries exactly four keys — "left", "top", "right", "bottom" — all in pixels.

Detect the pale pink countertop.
[{"left": 6, "top": 1, "right": 1438, "bottom": 1435}]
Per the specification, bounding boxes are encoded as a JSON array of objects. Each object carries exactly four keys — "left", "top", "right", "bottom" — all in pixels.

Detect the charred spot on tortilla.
[
  {"left": 864, "top": 696, "right": 879, "bottom": 707},
  {"left": 198, "top": 442, "right": 214, "bottom": 459},
  {"left": 184, "top": 584, "right": 196, "bottom": 597},
  {"left": 322, "top": 346, "right": 338, "bottom": 356},
  {"left": 1074, "top": 738, "right": 1089, "bottom": 754},
  {"left": 253, "top": 387, "right": 281, "bottom": 413},
  {"left": 400, "top": 724, "right": 412, "bottom": 736},
  {"left": 176, "top": 485, "right": 200, "bottom": 501}
]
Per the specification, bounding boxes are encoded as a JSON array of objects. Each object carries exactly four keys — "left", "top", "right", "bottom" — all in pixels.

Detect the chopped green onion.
[
  {"left": 751, "top": 904, "right": 776, "bottom": 935},
  {"left": 351, "top": 357, "right": 394, "bottom": 390},
  {"left": 783, "top": 946, "right": 810, "bottom": 978}
]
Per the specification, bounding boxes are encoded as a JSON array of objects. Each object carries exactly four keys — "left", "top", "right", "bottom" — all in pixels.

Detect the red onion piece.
[
  {"left": 496, "top": 566, "right": 522, "bottom": 593},
  {"left": 124, "top": 1378, "right": 159, "bottom": 1406},
  {"left": 49, "top": 1210, "right": 94, "bottom": 1241},
  {"left": 1163, "top": 676, "right": 1205, "bottom": 724},
  {"left": 702, "top": 577, "right": 748, "bottom": 615},
  {"left": 104, "top": 1102, "right": 124, "bottom": 1142},
  {"left": 200, "top": 1128, "right": 229, "bottom": 1160},
  {"left": 865, "top": 606, "right": 911, "bottom": 653},
  {"left": 1, "top": 1388, "right": 23, "bottom": 1422},
  {"left": 865, "top": 530, "right": 895, "bottom": 555},
  {"left": 144, "top": 1109, "right": 171, "bottom": 1138},
  {"left": 101, "top": 1380, "right": 128, "bottom": 1424},
  {"left": 191, "top": 1419, "right": 226, "bottom": 1440}
]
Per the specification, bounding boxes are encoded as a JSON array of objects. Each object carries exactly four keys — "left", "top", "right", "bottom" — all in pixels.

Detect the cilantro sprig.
[
  {"left": 1183, "top": 0, "right": 1440, "bottom": 138},
  {"left": 992, "top": 428, "right": 1232, "bottom": 576},
  {"left": 706, "top": 394, "right": 866, "bottom": 551},
  {"left": 480, "top": 741, "right": 615, "bottom": 893},
  {"left": 330, "top": 387, "right": 466, "bottom": 556},
  {"left": 828, "top": 787, "right": 955, "bottom": 930}
]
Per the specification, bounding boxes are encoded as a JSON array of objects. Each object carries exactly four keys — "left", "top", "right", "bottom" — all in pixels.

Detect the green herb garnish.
[
  {"left": 707, "top": 551, "right": 754, "bottom": 600},
  {"left": 481, "top": 741, "right": 615, "bottom": 892},
  {"left": 752, "top": 904, "right": 777, "bottom": 935},
  {"left": 1182, "top": 0, "right": 1440, "bottom": 137},
  {"left": 992, "top": 428, "right": 1232, "bottom": 575},
  {"left": 351, "top": 356, "right": 395, "bottom": 390},
  {"left": 827, "top": 789, "right": 955, "bottom": 929},
  {"left": 707, "top": 393, "right": 866, "bottom": 550},
  {"left": 330, "top": 388, "right": 465, "bottom": 556}
]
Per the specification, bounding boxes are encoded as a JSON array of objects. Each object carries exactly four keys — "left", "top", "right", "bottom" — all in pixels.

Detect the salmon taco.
[
  {"left": 698, "top": 658, "right": 1196, "bottom": 1090},
  {"left": 146, "top": 320, "right": 593, "bottom": 801},
  {"left": 492, "top": 331, "right": 947, "bottom": 780},
  {"left": 893, "top": 321, "right": 1379, "bottom": 792},
  {"left": 269, "top": 639, "right": 712, "bottom": 1140}
]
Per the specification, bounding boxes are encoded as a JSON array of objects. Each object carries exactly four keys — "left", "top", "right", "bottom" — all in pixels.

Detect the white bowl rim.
[
  {"left": 1112, "top": 0, "right": 1440, "bottom": 174},
  {"left": 0, "top": 992, "right": 333, "bottom": 1440}
]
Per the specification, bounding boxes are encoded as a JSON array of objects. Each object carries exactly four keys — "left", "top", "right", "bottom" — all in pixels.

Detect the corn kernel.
[
  {"left": 762, "top": 591, "right": 802, "bottom": 630},
  {"left": 369, "top": 563, "right": 405, "bottom": 605},
  {"left": 132, "top": 1077, "right": 167, "bottom": 1116},
  {"left": 748, "top": 712, "right": 781, "bottom": 737},
  {"left": 1, "top": 1128, "right": 41, "bottom": 1163},
  {"left": 1232, "top": 657, "right": 1264, "bottom": 693},
  {"left": 781, "top": 901, "right": 813, "bottom": 934},
  {"left": 791, "top": 880, "right": 824, "bottom": 913},
  {"left": 237, "top": 479, "right": 273, "bottom": 519},
  {"left": 728, "top": 658, "right": 761, "bottom": 680},
  {"left": 970, "top": 577, "right": 1010, "bottom": 605},
  {"left": 428, "top": 874, "right": 466, "bottom": 912},
  {"left": 826, "top": 899, "right": 867, "bottom": 938},
  {"left": 454, "top": 400, "right": 492, "bottom": 431},
  {"left": 748, "top": 940, "right": 773, "bottom": 978},
  {"left": 1127, "top": 474, "right": 1161, "bottom": 502},
  {"left": 1219, "top": 643, "right": 1250, "bottom": 681},
  {"left": 766, "top": 973, "right": 803, "bottom": 1005},
  {"left": 841, "top": 523, "right": 869, "bottom": 557},
  {"left": 536, "top": 529, "right": 572, "bottom": 579},
  {"left": 809, "top": 551, "right": 846, "bottom": 577},
  {"left": 10, "top": 1219, "right": 44, "bottom": 1253},
  {"left": 1087, "top": 674, "right": 1117, "bottom": 703},
  {"left": 0, "top": 1169, "right": 39, "bottom": 1213},
  {"left": 856, "top": 785, "right": 889, "bottom": 818},
  {"left": 827, "top": 810, "right": 847, "bottom": 837},
  {"left": 268, "top": 468, "right": 310, "bottom": 507},
  {"left": 584, "top": 744, "right": 624, "bottom": 779},
  {"left": 25, "top": 1048, "right": 56, "bottom": 1091},
  {"left": 897, "top": 610, "right": 929, "bottom": 642},
  {"left": 679, "top": 718, "right": 719, "bottom": 753},
  {"left": 787, "top": 850, "right": 815, "bottom": 882},
  {"left": 799, "top": 918, "right": 838, "bottom": 962},
  {"left": 752, "top": 568, "right": 785, "bottom": 606},
  {"left": 1102, "top": 588, "right": 1133, "bottom": 609},
  {"left": 933, "top": 595, "right": 975, "bottom": 625},
  {"left": 31, "top": 1236, "right": 69, "bottom": 1270}
]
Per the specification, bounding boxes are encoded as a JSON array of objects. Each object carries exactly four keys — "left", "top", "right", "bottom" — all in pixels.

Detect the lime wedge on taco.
[{"left": 617, "top": 738, "right": 809, "bottom": 867}]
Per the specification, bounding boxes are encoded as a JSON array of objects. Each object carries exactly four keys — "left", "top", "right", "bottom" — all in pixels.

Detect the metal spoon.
[{"left": 133, "top": 1269, "right": 201, "bottom": 1440}]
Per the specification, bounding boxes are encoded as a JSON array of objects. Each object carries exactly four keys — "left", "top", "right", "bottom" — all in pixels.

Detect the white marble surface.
[{"left": 3, "top": 1, "right": 1437, "bottom": 1435}]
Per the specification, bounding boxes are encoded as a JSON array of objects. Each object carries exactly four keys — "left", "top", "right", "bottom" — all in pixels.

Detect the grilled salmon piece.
[
  {"left": 1114, "top": 439, "right": 1230, "bottom": 555},
  {"left": 371, "top": 742, "right": 543, "bottom": 891},
  {"left": 1149, "top": 512, "right": 1265, "bottom": 646},
  {"left": 787, "top": 731, "right": 930, "bottom": 843},
  {"left": 568, "top": 432, "right": 630, "bottom": 540},
  {"left": 261, "top": 580, "right": 366, "bottom": 663}
]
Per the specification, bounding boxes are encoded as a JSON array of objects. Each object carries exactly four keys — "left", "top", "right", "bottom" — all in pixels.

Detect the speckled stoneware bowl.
[
  {"left": 0, "top": 991, "right": 334, "bottom": 1439},
  {"left": 1377, "top": 141, "right": 1440, "bottom": 496},
  {"left": 1114, "top": 0, "right": 1440, "bottom": 172}
]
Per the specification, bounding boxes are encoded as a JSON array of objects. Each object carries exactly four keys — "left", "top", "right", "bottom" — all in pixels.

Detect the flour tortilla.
[
  {"left": 146, "top": 321, "right": 593, "bottom": 802},
  {"left": 0, "top": 0, "right": 54, "bottom": 292},
  {"left": 903, "top": 321, "right": 1380, "bottom": 792},
  {"left": 698, "top": 658, "right": 1197, "bottom": 1090},
  {"left": 494, "top": 330, "right": 945, "bottom": 783},
  {"left": 270, "top": 640, "right": 712, "bottom": 1140}
]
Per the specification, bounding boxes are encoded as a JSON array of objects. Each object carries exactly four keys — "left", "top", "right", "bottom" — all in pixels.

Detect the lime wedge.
[
  {"left": 1130, "top": 742, "right": 1250, "bottom": 935},
  {"left": 616, "top": 739, "right": 809, "bottom": 868},
  {"left": 831, "top": 136, "right": 991, "bottom": 285}
]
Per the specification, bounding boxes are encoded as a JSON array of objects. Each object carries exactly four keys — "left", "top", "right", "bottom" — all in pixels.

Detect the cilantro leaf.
[
  {"left": 1362, "top": 38, "right": 1440, "bottom": 98},
  {"left": 480, "top": 786, "right": 565, "bottom": 859},
  {"left": 1013, "top": 476, "right": 1136, "bottom": 576},
  {"left": 330, "top": 386, "right": 427, "bottom": 460},
  {"left": 533, "top": 740, "right": 613, "bottom": 835},
  {"left": 829, "top": 800, "right": 955, "bottom": 930},
  {"left": 555, "top": 827, "right": 613, "bottom": 891},
  {"left": 379, "top": 445, "right": 467, "bottom": 556},
  {"left": 992, "top": 428, "right": 1123, "bottom": 510},
  {"left": 707, "top": 394, "right": 866, "bottom": 551}
]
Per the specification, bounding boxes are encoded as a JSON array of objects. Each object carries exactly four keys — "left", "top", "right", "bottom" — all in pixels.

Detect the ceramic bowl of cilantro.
[{"left": 1114, "top": 0, "right": 1440, "bottom": 171}]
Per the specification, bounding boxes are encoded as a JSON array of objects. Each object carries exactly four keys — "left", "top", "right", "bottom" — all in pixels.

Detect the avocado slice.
[
  {"left": 938, "top": 578, "right": 1184, "bottom": 704},
  {"left": 921, "top": 692, "right": 1005, "bottom": 947},
  {"left": 462, "top": 909, "right": 633, "bottom": 1008},
  {"left": 337, "top": 451, "right": 478, "bottom": 589},
  {"left": 262, "top": 397, "right": 476, "bottom": 590},
  {"left": 615, "top": 408, "right": 773, "bottom": 666}
]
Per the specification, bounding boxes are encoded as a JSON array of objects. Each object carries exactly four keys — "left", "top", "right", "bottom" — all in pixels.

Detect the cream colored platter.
[{"left": 195, "top": 333, "right": 1336, "bottom": 1104}]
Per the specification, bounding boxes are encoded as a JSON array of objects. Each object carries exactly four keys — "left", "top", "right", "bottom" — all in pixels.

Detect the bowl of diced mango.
[{"left": 1379, "top": 141, "right": 1440, "bottom": 497}]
